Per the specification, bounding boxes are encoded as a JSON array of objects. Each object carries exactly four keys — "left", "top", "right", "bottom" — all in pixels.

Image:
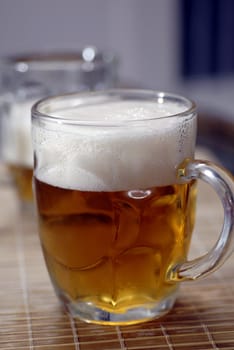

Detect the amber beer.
[
  {"left": 32, "top": 90, "right": 234, "bottom": 325},
  {"left": 1, "top": 100, "right": 34, "bottom": 202},
  {"left": 35, "top": 178, "right": 196, "bottom": 314},
  {"left": 9, "top": 165, "right": 33, "bottom": 201},
  {"left": 32, "top": 92, "right": 200, "bottom": 324}
]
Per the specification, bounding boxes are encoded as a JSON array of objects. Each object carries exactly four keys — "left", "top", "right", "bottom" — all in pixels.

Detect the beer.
[
  {"left": 9, "top": 165, "right": 33, "bottom": 201},
  {"left": 35, "top": 178, "right": 197, "bottom": 315},
  {"left": 2, "top": 100, "right": 34, "bottom": 202},
  {"left": 32, "top": 94, "right": 197, "bottom": 324}
]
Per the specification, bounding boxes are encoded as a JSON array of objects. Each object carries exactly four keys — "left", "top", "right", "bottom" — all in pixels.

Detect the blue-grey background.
[{"left": 0, "top": 0, "right": 234, "bottom": 122}]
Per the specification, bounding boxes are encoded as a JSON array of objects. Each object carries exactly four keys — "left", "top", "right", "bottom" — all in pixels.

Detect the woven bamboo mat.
[{"left": 0, "top": 148, "right": 234, "bottom": 350}]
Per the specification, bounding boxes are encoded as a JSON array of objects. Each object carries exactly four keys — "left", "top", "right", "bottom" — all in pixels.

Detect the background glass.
[
  {"left": 0, "top": 48, "right": 118, "bottom": 207},
  {"left": 32, "top": 89, "right": 234, "bottom": 325}
]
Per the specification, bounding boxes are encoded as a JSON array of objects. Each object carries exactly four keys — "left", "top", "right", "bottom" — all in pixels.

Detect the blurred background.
[{"left": 0, "top": 0, "right": 233, "bottom": 171}]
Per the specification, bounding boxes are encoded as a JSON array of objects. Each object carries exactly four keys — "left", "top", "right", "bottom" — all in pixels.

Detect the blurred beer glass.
[{"left": 0, "top": 48, "right": 117, "bottom": 209}]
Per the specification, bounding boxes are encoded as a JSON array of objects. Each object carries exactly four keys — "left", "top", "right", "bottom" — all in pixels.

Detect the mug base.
[{"left": 58, "top": 290, "right": 178, "bottom": 326}]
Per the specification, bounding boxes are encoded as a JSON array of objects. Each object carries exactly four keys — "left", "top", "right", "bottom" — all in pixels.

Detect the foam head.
[
  {"left": 33, "top": 95, "right": 197, "bottom": 191},
  {"left": 2, "top": 99, "right": 36, "bottom": 167}
]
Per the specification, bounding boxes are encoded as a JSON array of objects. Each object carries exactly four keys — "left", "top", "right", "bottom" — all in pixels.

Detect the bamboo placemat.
[{"left": 0, "top": 148, "right": 234, "bottom": 350}]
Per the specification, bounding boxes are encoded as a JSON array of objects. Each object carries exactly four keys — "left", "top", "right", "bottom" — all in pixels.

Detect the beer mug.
[
  {"left": 32, "top": 89, "right": 234, "bottom": 325},
  {"left": 0, "top": 48, "right": 117, "bottom": 207}
]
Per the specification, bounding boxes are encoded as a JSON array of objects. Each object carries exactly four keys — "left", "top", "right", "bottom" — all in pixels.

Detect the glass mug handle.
[{"left": 171, "top": 159, "right": 234, "bottom": 281}]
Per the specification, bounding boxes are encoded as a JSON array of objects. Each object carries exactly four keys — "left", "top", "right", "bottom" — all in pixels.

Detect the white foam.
[
  {"left": 2, "top": 99, "right": 35, "bottom": 167},
  {"left": 52, "top": 100, "right": 184, "bottom": 122},
  {"left": 33, "top": 100, "right": 196, "bottom": 191}
]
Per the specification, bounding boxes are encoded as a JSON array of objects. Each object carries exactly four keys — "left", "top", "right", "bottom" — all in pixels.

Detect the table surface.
[{"left": 0, "top": 148, "right": 234, "bottom": 350}]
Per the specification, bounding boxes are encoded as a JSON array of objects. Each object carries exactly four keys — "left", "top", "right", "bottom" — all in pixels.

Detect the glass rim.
[
  {"left": 1, "top": 47, "right": 117, "bottom": 72},
  {"left": 32, "top": 88, "right": 197, "bottom": 127}
]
